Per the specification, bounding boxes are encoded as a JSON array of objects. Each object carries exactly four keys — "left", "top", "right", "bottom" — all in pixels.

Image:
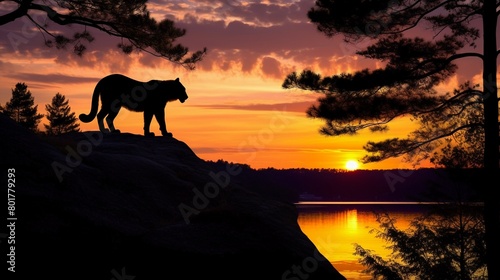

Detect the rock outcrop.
[{"left": 1, "top": 114, "right": 346, "bottom": 280}]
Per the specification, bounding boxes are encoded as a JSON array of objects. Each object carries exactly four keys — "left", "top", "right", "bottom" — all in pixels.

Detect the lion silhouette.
[{"left": 79, "top": 74, "right": 188, "bottom": 137}]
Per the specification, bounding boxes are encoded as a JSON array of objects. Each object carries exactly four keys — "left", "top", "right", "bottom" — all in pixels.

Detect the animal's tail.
[{"left": 79, "top": 86, "right": 100, "bottom": 123}]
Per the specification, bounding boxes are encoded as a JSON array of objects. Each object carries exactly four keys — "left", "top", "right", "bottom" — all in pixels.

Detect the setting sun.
[{"left": 345, "top": 160, "right": 360, "bottom": 171}]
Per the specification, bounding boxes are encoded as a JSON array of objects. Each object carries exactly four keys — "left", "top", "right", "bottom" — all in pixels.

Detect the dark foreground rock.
[{"left": 0, "top": 115, "right": 346, "bottom": 280}]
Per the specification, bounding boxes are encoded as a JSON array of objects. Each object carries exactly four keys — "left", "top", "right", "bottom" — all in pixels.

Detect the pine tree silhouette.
[
  {"left": 45, "top": 93, "right": 80, "bottom": 135},
  {"left": 1, "top": 83, "right": 43, "bottom": 132}
]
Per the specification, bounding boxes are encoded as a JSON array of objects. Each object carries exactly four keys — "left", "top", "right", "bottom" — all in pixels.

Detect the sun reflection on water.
[
  {"left": 346, "top": 209, "right": 358, "bottom": 233},
  {"left": 297, "top": 205, "right": 421, "bottom": 279}
]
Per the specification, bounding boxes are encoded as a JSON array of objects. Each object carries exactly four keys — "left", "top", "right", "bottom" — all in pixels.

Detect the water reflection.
[{"left": 296, "top": 203, "right": 424, "bottom": 279}]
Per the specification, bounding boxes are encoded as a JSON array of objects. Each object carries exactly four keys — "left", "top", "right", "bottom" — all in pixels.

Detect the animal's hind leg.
[
  {"left": 105, "top": 108, "right": 121, "bottom": 133},
  {"left": 97, "top": 108, "right": 110, "bottom": 133}
]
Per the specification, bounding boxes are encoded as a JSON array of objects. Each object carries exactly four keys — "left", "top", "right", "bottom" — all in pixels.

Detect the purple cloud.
[
  {"left": 0, "top": 0, "right": 374, "bottom": 79},
  {"left": 189, "top": 101, "right": 315, "bottom": 113},
  {"left": 4, "top": 73, "right": 99, "bottom": 85}
]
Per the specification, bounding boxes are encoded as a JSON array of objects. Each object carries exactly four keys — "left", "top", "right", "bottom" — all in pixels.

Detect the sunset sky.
[{"left": 0, "top": 0, "right": 493, "bottom": 170}]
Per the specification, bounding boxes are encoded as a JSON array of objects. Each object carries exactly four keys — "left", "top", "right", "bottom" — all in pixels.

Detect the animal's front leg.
[
  {"left": 143, "top": 111, "right": 155, "bottom": 137},
  {"left": 154, "top": 109, "right": 172, "bottom": 137}
]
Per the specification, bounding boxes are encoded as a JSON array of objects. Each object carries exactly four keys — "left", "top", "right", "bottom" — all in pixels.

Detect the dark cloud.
[
  {"left": 216, "top": 1, "right": 309, "bottom": 26},
  {"left": 174, "top": 17, "right": 351, "bottom": 77},
  {"left": 190, "top": 101, "right": 314, "bottom": 113},
  {"left": 151, "top": 0, "right": 313, "bottom": 26},
  {"left": 192, "top": 145, "right": 314, "bottom": 155},
  {"left": 261, "top": 56, "right": 283, "bottom": 79},
  {"left": 0, "top": 0, "right": 371, "bottom": 78},
  {"left": 4, "top": 73, "right": 99, "bottom": 85},
  {"left": 190, "top": 147, "right": 242, "bottom": 154},
  {"left": 177, "top": 19, "right": 334, "bottom": 55},
  {"left": 146, "top": 0, "right": 348, "bottom": 77}
]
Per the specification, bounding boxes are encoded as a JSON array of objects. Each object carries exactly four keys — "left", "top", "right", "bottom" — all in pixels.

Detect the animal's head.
[
  {"left": 173, "top": 77, "right": 188, "bottom": 103},
  {"left": 159, "top": 78, "right": 188, "bottom": 103}
]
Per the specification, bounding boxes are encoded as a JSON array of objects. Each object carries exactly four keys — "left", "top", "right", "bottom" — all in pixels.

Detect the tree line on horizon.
[{"left": 0, "top": 82, "right": 80, "bottom": 135}]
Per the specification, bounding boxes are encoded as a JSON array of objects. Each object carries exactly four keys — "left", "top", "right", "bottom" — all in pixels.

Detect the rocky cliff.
[{"left": 0, "top": 114, "right": 345, "bottom": 280}]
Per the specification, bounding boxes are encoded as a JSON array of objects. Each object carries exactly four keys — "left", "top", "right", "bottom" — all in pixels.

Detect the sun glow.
[{"left": 345, "top": 160, "right": 360, "bottom": 171}]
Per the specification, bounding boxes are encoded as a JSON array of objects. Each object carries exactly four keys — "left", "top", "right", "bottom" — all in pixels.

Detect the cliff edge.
[{"left": 0, "top": 114, "right": 345, "bottom": 280}]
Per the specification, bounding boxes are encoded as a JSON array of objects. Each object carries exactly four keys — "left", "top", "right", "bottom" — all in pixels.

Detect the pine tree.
[
  {"left": 44, "top": 93, "right": 80, "bottom": 135},
  {"left": 2, "top": 82, "right": 44, "bottom": 132},
  {"left": 283, "top": 1, "right": 499, "bottom": 276},
  {"left": 354, "top": 203, "right": 486, "bottom": 280}
]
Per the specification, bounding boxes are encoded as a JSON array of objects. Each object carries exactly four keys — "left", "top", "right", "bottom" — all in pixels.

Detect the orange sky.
[{"left": 0, "top": 0, "right": 493, "bottom": 170}]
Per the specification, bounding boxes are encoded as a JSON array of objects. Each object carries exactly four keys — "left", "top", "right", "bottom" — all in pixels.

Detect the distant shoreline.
[
  {"left": 295, "top": 201, "right": 485, "bottom": 206},
  {"left": 294, "top": 201, "right": 485, "bottom": 212}
]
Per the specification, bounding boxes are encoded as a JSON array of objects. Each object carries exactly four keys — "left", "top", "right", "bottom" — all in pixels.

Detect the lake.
[{"left": 296, "top": 202, "right": 431, "bottom": 279}]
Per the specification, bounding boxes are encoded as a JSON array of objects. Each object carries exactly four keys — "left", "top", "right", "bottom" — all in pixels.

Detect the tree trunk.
[{"left": 481, "top": 1, "right": 499, "bottom": 279}]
